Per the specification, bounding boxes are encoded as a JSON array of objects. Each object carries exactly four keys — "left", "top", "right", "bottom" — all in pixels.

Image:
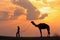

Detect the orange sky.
[{"left": 0, "top": 0, "right": 60, "bottom": 37}]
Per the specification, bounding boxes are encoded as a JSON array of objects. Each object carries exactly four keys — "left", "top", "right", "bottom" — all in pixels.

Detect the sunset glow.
[
  {"left": 0, "top": 0, "right": 60, "bottom": 37},
  {"left": 46, "top": 0, "right": 55, "bottom": 2},
  {"left": 39, "top": 6, "right": 51, "bottom": 13}
]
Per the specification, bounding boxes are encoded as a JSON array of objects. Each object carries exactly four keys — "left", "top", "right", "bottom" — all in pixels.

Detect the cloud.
[
  {"left": 27, "top": 10, "right": 40, "bottom": 20},
  {"left": 39, "top": 13, "right": 48, "bottom": 19},
  {"left": 11, "top": 0, "right": 48, "bottom": 20},
  {"left": 0, "top": 0, "right": 48, "bottom": 21},
  {"left": 12, "top": 0, "right": 40, "bottom": 20},
  {"left": 10, "top": 8, "right": 26, "bottom": 20},
  {"left": 0, "top": 0, "right": 27, "bottom": 21},
  {"left": 0, "top": 11, "right": 9, "bottom": 21},
  {"left": 0, "top": 0, "right": 47, "bottom": 21}
]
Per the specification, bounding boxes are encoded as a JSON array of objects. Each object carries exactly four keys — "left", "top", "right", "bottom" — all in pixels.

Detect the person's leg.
[{"left": 16, "top": 33, "right": 17, "bottom": 37}]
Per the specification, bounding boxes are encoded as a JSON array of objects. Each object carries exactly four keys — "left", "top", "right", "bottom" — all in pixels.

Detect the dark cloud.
[
  {"left": 12, "top": 0, "right": 48, "bottom": 20},
  {"left": 27, "top": 10, "right": 40, "bottom": 20},
  {"left": 39, "top": 13, "right": 48, "bottom": 19},
  {"left": 10, "top": 8, "right": 25, "bottom": 20},
  {"left": 0, "top": 0, "right": 48, "bottom": 21},
  {"left": 12, "top": 0, "right": 40, "bottom": 20},
  {"left": 0, "top": 11, "right": 9, "bottom": 21},
  {"left": 0, "top": 8, "right": 26, "bottom": 21}
]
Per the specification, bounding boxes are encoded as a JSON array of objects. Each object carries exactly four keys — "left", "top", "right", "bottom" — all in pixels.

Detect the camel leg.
[
  {"left": 47, "top": 28, "right": 50, "bottom": 37},
  {"left": 40, "top": 29, "right": 42, "bottom": 37}
]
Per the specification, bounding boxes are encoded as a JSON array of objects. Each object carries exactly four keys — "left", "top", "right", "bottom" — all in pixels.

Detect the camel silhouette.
[{"left": 31, "top": 21, "right": 50, "bottom": 37}]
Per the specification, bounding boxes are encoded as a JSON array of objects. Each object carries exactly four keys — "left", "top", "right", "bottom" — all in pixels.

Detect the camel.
[{"left": 31, "top": 21, "right": 50, "bottom": 37}]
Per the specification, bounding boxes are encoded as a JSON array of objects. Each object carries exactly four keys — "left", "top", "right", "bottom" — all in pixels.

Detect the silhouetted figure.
[
  {"left": 31, "top": 21, "right": 50, "bottom": 37},
  {"left": 16, "top": 26, "right": 20, "bottom": 38}
]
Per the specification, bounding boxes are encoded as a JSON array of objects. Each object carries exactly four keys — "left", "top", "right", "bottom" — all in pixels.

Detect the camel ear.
[
  {"left": 31, "top": 21, "right": 33, "bottom": 23},
  {"left": 31, "top": 21, "right": 34, "bottom": 24}
]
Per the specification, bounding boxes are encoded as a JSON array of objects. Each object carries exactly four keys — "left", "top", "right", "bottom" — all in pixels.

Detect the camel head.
[{"left": 31, "top": 21, "right": 38, "bottom": 27}]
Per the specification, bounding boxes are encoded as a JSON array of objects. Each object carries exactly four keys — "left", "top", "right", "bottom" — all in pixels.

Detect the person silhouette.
[{"left": 16, "top": 26, "right": 20, "bottom": 38}]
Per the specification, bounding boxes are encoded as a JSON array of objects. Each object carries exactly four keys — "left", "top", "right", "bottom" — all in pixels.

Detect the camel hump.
[
  {"left": 39, "top": 23, "right": 49, "bottom": 28},
  {"left": 40, "top": 23, "right": 49, "bottom": 25}
]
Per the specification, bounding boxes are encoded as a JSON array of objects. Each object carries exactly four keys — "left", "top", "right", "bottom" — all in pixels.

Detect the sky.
[{"left": 0, "top": 0, "right": 60, "bottom": 37}]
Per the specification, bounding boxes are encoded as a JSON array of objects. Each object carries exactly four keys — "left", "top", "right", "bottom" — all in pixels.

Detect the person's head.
[{"left": 18, "top": 26, "right": 19, "bottom": 27}]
